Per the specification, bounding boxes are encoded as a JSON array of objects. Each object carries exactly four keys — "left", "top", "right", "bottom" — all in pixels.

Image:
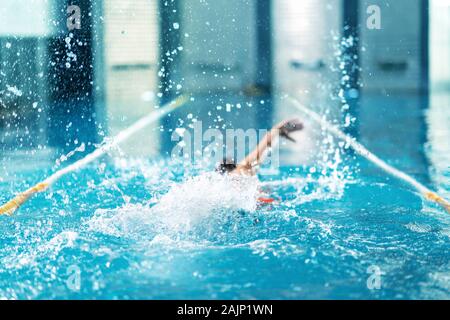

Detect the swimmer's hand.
[{"left": 276, "top": 118, "right": 303, "bottom": 142}]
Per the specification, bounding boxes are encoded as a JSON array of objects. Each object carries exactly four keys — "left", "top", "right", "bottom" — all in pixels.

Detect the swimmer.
[
  {"left": 151, "top": 119, "right": 304, "bottom": 225},
  {"left": 216, "top": 118, "right": 304, "bottom": 176},
  {"left": 214, "top": 118, "right": 303, "bottom": 216}
]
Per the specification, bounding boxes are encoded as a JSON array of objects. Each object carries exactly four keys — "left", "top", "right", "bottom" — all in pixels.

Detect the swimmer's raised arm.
[{"left": 234, "top": 118, "right": 303, "bottom": 175}]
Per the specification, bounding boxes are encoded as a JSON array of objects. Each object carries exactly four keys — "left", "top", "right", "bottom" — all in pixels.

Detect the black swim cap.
[{"left": 215, "top": 158, "right": 237, "bottom": 174}]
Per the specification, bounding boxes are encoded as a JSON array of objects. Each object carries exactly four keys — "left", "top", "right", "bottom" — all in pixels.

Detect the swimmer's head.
[{"left": 215, "top": 158, "right": 237, "bottom": 174}]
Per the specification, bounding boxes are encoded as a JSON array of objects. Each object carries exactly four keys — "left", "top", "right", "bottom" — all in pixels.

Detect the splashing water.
[
  {"left": 288, "top": 35, "right": 361, "bottom": 207},
  {"left": 287, "top": 96, "right": 450, "bottom": 214},
  {"left": 1, "top": 148, "right": 449, "bottom": 299},
  {"left": 0, "top": 34, "right": 447, "bottom": 300},
  {"left": 152, "top": 173, "right": 259, "bottom": 230},
  {"left": 87, "top": 172, "right": 260, "bottom": 237},
  {"left": 0, "top": 97, "right": 189, "bottom": 216}
]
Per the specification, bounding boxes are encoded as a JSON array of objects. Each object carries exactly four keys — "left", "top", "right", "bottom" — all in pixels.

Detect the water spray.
[
  {"left": 0, "top": 95, "right": 189, "bottom": 216},
  {"left": 287, "top": 96, "right": 450, "bottom": 214}
]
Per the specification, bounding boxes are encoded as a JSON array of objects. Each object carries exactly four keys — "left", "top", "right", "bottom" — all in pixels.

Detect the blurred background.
[{"left": 0, "top": 0, "right": 448, "bottom": 175}]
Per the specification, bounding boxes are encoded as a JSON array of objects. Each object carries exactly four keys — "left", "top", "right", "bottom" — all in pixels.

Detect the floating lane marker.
[
  {"left": 0, "top": 95, "right": 189, "bottom": 216},
  {"left": 287, "top": 96, "right": 450, "bottom": 214}
]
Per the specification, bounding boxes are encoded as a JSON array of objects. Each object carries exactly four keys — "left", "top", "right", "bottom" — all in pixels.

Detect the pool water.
[
  {"left": 0, "top": 148, "right": 449, "bottom": 299},
  {"left": 0, "top": 91, "right": 449, "bottom": 300}
]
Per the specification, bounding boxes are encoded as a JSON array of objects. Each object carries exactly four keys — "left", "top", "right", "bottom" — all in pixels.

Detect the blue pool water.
[
  {"left": 0, "top": 154, "right": 448, "bottom": 299},
  {"left": 0, "top": 94, "right": 449, "bottom": 300}
]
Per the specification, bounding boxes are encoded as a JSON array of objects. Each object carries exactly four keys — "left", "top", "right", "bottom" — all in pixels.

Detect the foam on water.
[
  {"left": 151, "top": 172, "right": 259, "bottom": 230},
  {"left": 87, "top": 172, "right": 260, "bottom": 237}
]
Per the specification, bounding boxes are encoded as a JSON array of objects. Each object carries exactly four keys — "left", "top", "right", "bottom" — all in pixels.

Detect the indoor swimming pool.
[{"left": 0, "top": 95, "right": 448, "bottom": 300}]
